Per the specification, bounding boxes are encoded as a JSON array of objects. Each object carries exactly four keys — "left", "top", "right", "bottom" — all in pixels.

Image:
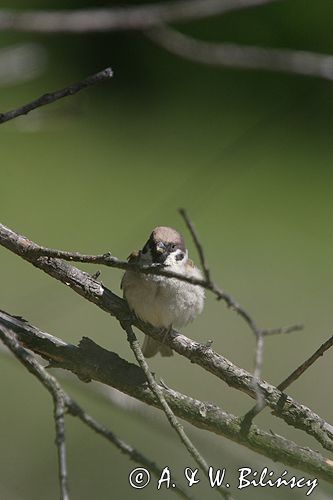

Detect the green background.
[{"left": 1, "top": 1, "right": 333, "bottom": 498}]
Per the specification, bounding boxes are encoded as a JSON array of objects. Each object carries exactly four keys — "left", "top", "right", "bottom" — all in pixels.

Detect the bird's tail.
[{"left": 142, "top": 335, "right": 173, "bottom": 358}]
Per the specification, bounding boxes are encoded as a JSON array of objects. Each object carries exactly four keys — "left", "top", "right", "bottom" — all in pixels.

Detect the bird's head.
[{"left": 140, "top": 226, "right": 187, "bottom": 267}]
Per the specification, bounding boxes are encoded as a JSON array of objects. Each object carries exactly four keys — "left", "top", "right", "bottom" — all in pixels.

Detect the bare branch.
[
  {"left": 178, "top": 208, "right": 211, "bottom": 282},
  {"left": 178, "top": 208, "right": 300, "bottom": 412},
  {"left": 0, "top": 327, "right": 70, "bottom": 500},
  {"left": 146, "top": 26, "right": 333, "bottom": 81},
  {"left": 0, "top": 67, "right": 113, "bottom": 125},
  {"left": 0, "top": 224, "right": 332, "bottom": 452},
  {"left": 244, "top": 334, "right": 333, "bottom": 426},
  {"left": 0, "top": 325, "right": 192, "bottom": 500},
  {"left": 0, "top": 1, "right": 278, "bottom": 34},
  {"left": 0, "top": 222, "right": 301, "bottom": 336},
  {"left": 70, "top": 405, "right": 192, "bottom": 500},
  {"left": 54, "top": 396, "right": 68, "bottom": 500},
  {"left": 263, "top": 324, "right": 304, "bottom": 336},
  {"left": 277, "top": 334, "right": 333, "bottom": 393},
  {"left": 122, "top": 321, "right": 232, "bottom": 499},
  {"left": 1, "top": 314, "right": 333, "bottom": 485},
  {"left": 0, "top": 218, "right": 301, "bottom": 413}
]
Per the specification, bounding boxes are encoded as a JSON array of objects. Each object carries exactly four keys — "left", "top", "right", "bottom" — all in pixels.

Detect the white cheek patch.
[{"left": 164, "top": 249, "right": 188, "bottom": 267}]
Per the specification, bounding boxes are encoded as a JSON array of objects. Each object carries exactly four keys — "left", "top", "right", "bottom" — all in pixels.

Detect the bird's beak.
[
  {"left": 156, "top": 242, "right": 166, "bottom": 254},
  {"left": 154, "top": 242, "right": 168, "bottom": 264}
]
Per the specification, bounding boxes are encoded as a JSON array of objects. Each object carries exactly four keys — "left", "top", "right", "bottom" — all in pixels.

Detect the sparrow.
[{"left": 121, "top": 226, "right": 205, "bottom": 357}]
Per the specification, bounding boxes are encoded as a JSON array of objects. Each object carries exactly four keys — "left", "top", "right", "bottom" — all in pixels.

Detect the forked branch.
[
  {"left": 0, "top": 223, "right": 332, "bottom": 453},
  {"left": 1, "top": 312, "right": 333, "bottom": 485}
]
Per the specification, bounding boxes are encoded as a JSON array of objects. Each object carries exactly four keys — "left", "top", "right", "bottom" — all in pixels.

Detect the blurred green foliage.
[{"left": 1, "top": 1, "right": 333, "bottom": 499}]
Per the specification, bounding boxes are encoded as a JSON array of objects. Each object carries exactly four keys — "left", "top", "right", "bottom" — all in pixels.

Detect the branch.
[
  {"left": 0, "top": 326, "right": 70, "bottom": 499},
  {"left": 0, "top": 223, "right": 332, "bottom": 453},
  {"left": 0, "top": 67, "right": 113, "bottom": 125},
  {"left": 0, "top": 222, "right": 301, "bottom": 336},
  {"left": 243, "top": 333, "right": 333, "bottom": 426},
  {"left": 178, "top": 208, "right": 212, "bottom": 283},
  {"left": 122, "top": 321, "right": 232, "bottom": 499},
  {"left": 1, "top": 313, "right": 333, "bottom": 485},
  {"left": 0, "top": 325, "right": 192, "bottom": 500},
  {"left": 0, "top": 0, "right": 278, "bottom": 34},
  {"left": 178, "top": 208, "right": 266, "bottom": 409},
  {"left": 178, "top": 208, "right": 301, "bottom": 413},
  {"left": 146, "top": 26, "right": 333, "bottom": 82},
  {"left": 277, "top": 335, "right": 333, "bottom": 392},
  {"left": 0, "top": 216, "right": 302, "bottom": 416}
]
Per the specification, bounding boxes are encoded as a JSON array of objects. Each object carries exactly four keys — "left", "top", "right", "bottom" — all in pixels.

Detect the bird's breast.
[{"left": 122, "top": 269, "right": 204, "bottom": 329}]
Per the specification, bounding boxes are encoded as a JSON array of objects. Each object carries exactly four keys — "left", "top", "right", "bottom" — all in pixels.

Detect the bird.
[{"left": 121, "top": 226, "right": 205, "bottom": 357}]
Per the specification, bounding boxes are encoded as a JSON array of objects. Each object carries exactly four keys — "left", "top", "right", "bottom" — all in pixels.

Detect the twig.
[
  {"left": 243, "top": 334, "right": 333, "bottom": 424},
  {"left": 0, "top": 67, "right": 113, "bottom": 124},
  {"left": 54, "top": 396, "right": 68, "bottom": 500},
  {"left": 0, "top": 1, "right": 278, "bottom": 34},
  {"left": 178, "top": 208, "right": 285, "bottom": 412},
  {"left": 277, "top": 334, "right": 333, "bottom": 392},
  {"left": 263, "top": 324, "right": 304, "bottom": 336},
  {"left": 122, "top": 321, "right": 232, "bottom": 499},
  {"left": 0, "top": 325, "right": 192, "bottom": 500},
  {"left": 252, "top": 332, "right": 265, "bottom": 409},
  {"left": 178, "top": 208, "right": 301, "bottom": 412},
  {"left": 0, "top": 327, "right": 70, "bottom": 500},
  {"left": 1, "top": 225, "right": 331, "bottom": 452},
  {"left": 146, "top": 26, "right": 333, "bottom": 82},
  {"left": 67, "top": 401, "right": 192, "bottom": 500},
  {"left": 177, "top": 207, "right": 260, "bottom": 325},
  {"left": 1, "top": 315, "right": 333, "bottom": 484},
  {"left": 178, "top": 208, "right": 211, "bottom": 282}
]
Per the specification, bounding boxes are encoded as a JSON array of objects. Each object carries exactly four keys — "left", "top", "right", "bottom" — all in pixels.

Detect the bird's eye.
[
  {"left": 170, "top": 243, "right": 176, "bottom": 251},
  {"left": 175, "top": 252, "right": 184, "bottom": 261}
]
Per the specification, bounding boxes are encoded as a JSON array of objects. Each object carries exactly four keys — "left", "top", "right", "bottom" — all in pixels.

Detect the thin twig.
[
  {"left": 0, "top": 67, "right": 113, "bottom": 124},
  {"left": 122, "top": 321, "right": 233, "bottom": 499},
  {"left": 263, "top": 324, "right": 304, "bottom": 336},
  {"left": 178, "top": 208, "right": 301, "bottom": 411},
  {"left": 0, "top": 327, "right": 70, "bottom": 500},
  {"left": 0, "top": 0, "right": 278, "bottom": 34},
  {"left": 178, "top": 208, "right": 211, "bottom": 282},
  {"left": 178, "top": 208, "right": 276, "bottom": 412},
  {"left": 146, "top": 26, "right": 333, "bottom": 82},
  {"left": 177, "top": 210, "right": 266, "bottom": 336},
  {"left": 54, "top": 396, "right": 68, "bottom": 500},
  {"left": 67, "top": 401, "right": 192, "bottom": 500},
  {"left": 243, "top": 334, "right": 333, "bottom": 423},
  {"left": 277, "top": 334, "right": 333, "bottom": 392},
  {"left": 0, "top": 325, "right": 192, "bottom": 500},
  {"left": 252, "top": 332, "right": 265, "bottom": 410}
]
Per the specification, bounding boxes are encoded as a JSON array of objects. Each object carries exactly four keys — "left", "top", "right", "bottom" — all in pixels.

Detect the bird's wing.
[{"left": 120, "top": 250, "right": 140, "bottom": 290}]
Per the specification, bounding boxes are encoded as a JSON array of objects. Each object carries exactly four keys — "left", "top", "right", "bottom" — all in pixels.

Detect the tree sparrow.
[{"left": 121, "top": 226, "right": 205, "bottom": 357}]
